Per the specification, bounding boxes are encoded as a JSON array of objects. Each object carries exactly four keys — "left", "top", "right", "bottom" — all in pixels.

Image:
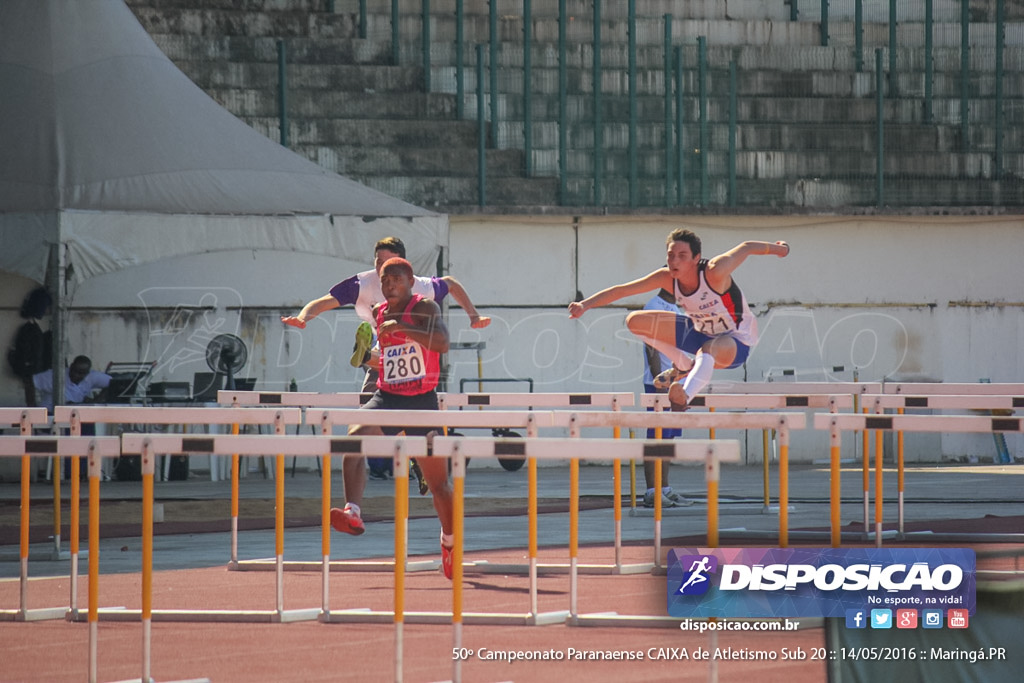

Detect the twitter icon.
[{"left": 870, "top": 609, "right": 892, "bottom": 629}]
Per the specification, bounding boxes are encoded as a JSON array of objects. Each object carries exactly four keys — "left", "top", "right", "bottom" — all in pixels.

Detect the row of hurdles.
[{"left": 2, "top": 382, "right": 1021, "bottom": 683}]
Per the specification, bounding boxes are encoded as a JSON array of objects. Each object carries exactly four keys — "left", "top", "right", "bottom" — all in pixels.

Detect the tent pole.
[{"left": 47, "top": 237, "right": 65, "bottom": 415}]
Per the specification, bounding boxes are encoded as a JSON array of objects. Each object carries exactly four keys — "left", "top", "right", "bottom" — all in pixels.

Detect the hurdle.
[
  {"left": 866, "top": 393, "right": 1024, "bottom": 531},
  {"left": 0, "top": 435, "right": 121, "bottom": 683},
  {"left": 814, "top": 412, "right": 1024, "bottom": 547},
  {"left": 217, "top": 389, "right": 370, "bottom": 407},
  {"left": 224, "top": 391, "right": 642, "bottom": 571},
  {"left": 881, "top": 382, "right": 1024, "bottom": 395},
  {"left": 231, "top": 409, "right": 552, "bottom": 575},
  {"left": 115, "top": 433, "right": 427, "bottom": 626},
  {"left": 0, "top": 429, "right": 116, "bottom": 625},
  {"left": 431, "top": 436, "right": 739, "bottom": 647},
  {"left": 1, "top": 407, "right": 69, "bottom": 563},
  {"left": 705, "top": 381, "right": 882, "bottom": 395},
  {"left": 440, "top": 392, "right": 648, "bottom": 576},
  {"left": 565, "top": 411, "right": 806, "bottom": 556},
  {"left": 640, "top": 392, "right": 851, "bottom": 511},
  {"left": 308, "top": 408, "right": 573, "bottom": 580},
  {"left": 54, "top": 405, "right": 303, "bottom": 606},
  {"left": 220, "top": 391, "right": 641, "bottom": 573}
]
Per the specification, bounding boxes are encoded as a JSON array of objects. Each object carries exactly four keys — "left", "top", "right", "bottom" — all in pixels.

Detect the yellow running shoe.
[{"left": 349, "top": 322, "right": 374, "bottom": 367}]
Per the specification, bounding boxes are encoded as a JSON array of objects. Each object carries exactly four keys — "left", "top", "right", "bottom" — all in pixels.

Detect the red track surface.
[{"left": 3, "top": 544, "right": 830, "bottom": 683}]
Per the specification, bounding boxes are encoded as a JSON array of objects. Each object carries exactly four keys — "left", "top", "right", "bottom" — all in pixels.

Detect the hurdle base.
[
  {"left": 761, "top": 505, "right": 798, "bottom": 515},
  {"left": 276, "top": 608, "right": 322, "bottom": 623},
  {"left": 111, "top": 678, "right": 210, "bottom": 683},
  {"left": 571, "top": 612, "right": 686, "bottom": 628},
  {"left": 232, "top": 558, "right": 440, "bottom": 573},
  {"left": 20, "top": 607, "right": 69, "bottom": 622},
  {"left": 468, "top": 560, "right": 655, "bottom": 576},
  {"left": 321, "top": 609, "right": 571, "bottom": 626},
  {"left": 0, "top": 607, "right": 70, "bottom": 622},
  {"left": 718, "top": 528, "right": 899, "bottom": 543},
  {"left": 901, "top": 531, "right": 1024, "bottom": 543},
  {"left": 70, "top": 608, "right": 323, "bottom": 623},
  {"left": 628, "top": 502, "right": 767, "bottom": 518}
]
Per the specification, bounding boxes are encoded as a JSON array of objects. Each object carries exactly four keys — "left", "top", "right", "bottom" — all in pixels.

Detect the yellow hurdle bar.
[
  {"left": 861, "top": 404, "right": 870, "bottom": 533},
  {"left": 88, "top": 447, "right": 101, "bottom": 683},
  {"left": 19, "top": 453, "right": 30, "bottom": 616},
  {"left": 830, "top": 421, "right": 842, "bottom": 548},
  {"left": 874, "top": 417, "right": 884, "bottom": 548},
  {"left": 393, "top": 443, "right": 408, "bottom": 682},
  {"left": 141, "top": 441, "right": 155, "bottom": 683},
  {"left": 451, "top": 443, "right": 466, "bottom": 683},
  {"left": 230, "top": 422, "right": 240, "bottom": 567},
  {"left": 897, "top": 407, "right": 905, "bottom": 535},
  {"left": 320, "top": 413, "right": 332, "bottom": 617},
  {"left": 815, "top": 412, "right": 1024, "bottom": 546}
]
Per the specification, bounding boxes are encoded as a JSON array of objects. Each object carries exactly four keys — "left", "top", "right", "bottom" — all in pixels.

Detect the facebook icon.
[{"left": 845, "top": 609, "right": 867, "bottom": 629}]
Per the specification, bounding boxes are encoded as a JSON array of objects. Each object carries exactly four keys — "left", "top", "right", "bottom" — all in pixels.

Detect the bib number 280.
[{"left": 383, "top": 344, "right": 426, "bottom": 384}]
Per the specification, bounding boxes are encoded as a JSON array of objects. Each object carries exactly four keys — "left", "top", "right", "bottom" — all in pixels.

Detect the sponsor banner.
[{"left": 667, "top": 548, "right": 975, "bottom": 618}]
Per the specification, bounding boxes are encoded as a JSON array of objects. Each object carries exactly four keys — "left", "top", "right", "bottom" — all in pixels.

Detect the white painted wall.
[{"left": 2, "top": 215, "right": 1022, "bottom": 466}]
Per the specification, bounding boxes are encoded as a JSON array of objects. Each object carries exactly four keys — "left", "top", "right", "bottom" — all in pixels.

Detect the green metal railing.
[
  {"left": 592, "top": 0, "right": 603, "bottom": 206},
  {"left": 310, "top": 0, "right": 1021, "bottom": 210},
  {"left": 277, "top": 39, "right": 288, "bottom": 148}
]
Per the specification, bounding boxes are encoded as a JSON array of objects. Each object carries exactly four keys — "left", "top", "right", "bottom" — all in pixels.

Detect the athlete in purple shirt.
[{"left": 282, "top": 236, "right": 490, "bottom": 331}]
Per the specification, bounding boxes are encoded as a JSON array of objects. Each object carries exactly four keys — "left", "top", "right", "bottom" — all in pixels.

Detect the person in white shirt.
[{"left": 33, "top": 355, "right": 111, "bottom": 412}]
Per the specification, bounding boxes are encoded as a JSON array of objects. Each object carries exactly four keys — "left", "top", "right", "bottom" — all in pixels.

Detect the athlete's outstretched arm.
[
  {"left": 705, "top": 241, "right": 789, "bottom": 289},
  {"left": 440, "top": 276, "right": 491, "bottom": 329},
  {"left": 568, "top": 269, "right": 671, "bottom": 319},
  {"left": 281, "top": 294, "right": 340, "bottom": 329}
]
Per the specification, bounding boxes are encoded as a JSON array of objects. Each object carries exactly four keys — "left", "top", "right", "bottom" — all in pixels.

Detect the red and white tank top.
[
  {"left": 673, "top": 260, "right": 758, "bottom": 346},
  {"left": 376, "top": 294, "right": 441, "bottom": 395}
]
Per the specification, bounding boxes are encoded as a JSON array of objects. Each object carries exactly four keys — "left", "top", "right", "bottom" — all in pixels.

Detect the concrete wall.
[{"left": 2, "top": 214, "right": 1021, "bottom": 464}]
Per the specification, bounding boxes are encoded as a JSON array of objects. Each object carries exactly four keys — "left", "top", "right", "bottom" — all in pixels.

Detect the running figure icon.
[{"left": 679, "top": 556, "right": 713, "bottom": 593}]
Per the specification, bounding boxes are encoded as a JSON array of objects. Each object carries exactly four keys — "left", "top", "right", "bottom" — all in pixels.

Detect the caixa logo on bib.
[{"left": 667, "top": 548, "right": 976, "bottom": 619}]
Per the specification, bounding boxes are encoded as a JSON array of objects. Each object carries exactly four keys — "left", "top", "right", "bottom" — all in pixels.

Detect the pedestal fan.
[{"left": 205, "top": 334, "right": 247, "bottom": 391}]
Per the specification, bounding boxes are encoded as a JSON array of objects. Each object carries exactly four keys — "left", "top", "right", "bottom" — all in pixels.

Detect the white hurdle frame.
[
  {"left": 0, "top": 408, "right": 51, "bottom": 619},
  {"left": 0, "top": 436, "right": 121, "bottom": 683},
  {"left": 640, "top": 393, "right": 850, "bottom": 517},
  {"left": 880, "top": 382, "right": 1024, "bottom": 395},
  {"left": 566, "top": 411, "right": 807, "bottom": 554},
  {"left": 314, "top": 408, "right": 587, "bottom": 588},
  {"left": 867, "top": 394, "right": 1024, "bottom": 411},
  {"left": 704, "top": 382, "right": 883, "bottom": 532},
  {"left": 0, "top": 431, "right": 115, "bottom": 625},
  {"left": 864, "top": 392, "right": 1023, "bottom": 536},
  {"left": 440, "top": 393, "right": 645, "bottom": 577},
  {"left": 814, "top": 412, "right": 1024, "bottom": 547},
  {"left": 431, "top": 435, "right": 740, "bottom": 677},
  {"left": 54, "top": 405, "right": 303, "bottom": 601},
  {"left": 220, "top": 392, "right": 643, "bottom": 576},
  {"left": 117, "top": 433, "right": 427, "bottom": 626}
]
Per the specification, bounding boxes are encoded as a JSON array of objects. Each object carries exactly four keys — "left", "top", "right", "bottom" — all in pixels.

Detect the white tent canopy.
[{"left": 0, "top": 0, "right": 447, "bottom": 284}]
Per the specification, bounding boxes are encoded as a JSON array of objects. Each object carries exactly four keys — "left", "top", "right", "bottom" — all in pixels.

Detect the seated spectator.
[{"left": 33, "top": 355, "right": 111, "bottom": 412}]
